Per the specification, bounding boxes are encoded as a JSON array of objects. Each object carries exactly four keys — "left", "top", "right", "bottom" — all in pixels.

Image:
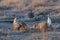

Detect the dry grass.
[
  {"left": 0, "top": 31, "right": 60, "bottom": 40},
  {"left": 0, "top": 0, "right": 60, "bottom": 16}
]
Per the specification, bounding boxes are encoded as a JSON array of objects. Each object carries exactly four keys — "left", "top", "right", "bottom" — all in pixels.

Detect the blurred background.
[{"left": 0, "top": 0, "right": 60, "bottom": 40}]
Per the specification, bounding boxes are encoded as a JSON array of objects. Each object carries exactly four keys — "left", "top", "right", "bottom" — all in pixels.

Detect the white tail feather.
[
  {"left": 47, "top": 17, "right": 52, "bottom": 26},
  {"left": 13, "top": 18, "right": 17, "bottom": 24}
]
